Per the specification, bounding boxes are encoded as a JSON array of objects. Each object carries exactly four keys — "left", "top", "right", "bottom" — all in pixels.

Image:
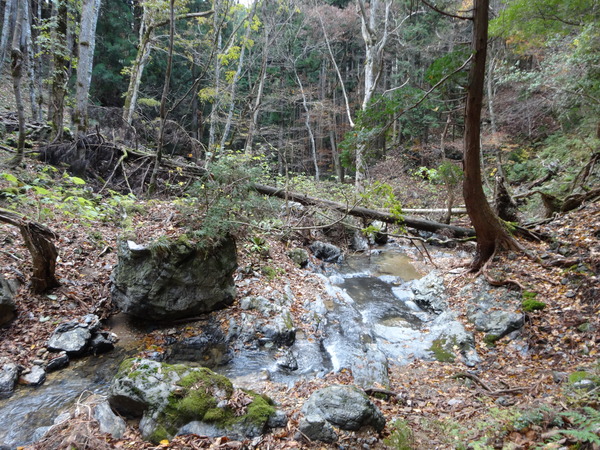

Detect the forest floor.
[{"left": 0, "top": 149, "right": 599, "bottom": 449}]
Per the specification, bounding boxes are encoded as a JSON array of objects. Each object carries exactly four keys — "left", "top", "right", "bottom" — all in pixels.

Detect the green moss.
[
  {"left": 568, "top": 371, "right": 594, "bottom": 384},
  {"left": 521, "top": 299, "right": 547, "bottom": 312},
  {"left": 148, "top": 425, "right": 169, "bottom": 443},
  {"left": 242, "top": 391, "right": 276, "bottom": 426},
  {"left": 203, "top": 407, "right": 230, "bottom": 423},
  {"left": 429, "top": 338, "right": 456, "bottom": 362},
  {"left": 484, "top": 334, "right": 500, "bottom": 346}
]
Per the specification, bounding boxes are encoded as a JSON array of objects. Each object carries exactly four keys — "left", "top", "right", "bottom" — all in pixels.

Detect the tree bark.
[
  {"left": 48, "top": 0, "right": 69, "bottom": 140},
  {"left": 7, "top": 0, "right": 26, "bottom": 167},
  {"left": 73, "top": 0, "right": 102, "bottom": 134},
  {"left": 0, "top": 209, "right": 59, "bottom": 294},
  {"left": 254, "top": 184, "right": 475, "bottom": 237},
  {"left": 462, "top": 0, "right": 519, "bottom": 270}
]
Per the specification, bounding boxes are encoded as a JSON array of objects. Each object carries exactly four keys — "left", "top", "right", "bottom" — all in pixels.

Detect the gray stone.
[
  {"left": 351, "top": 231, "right": 370, "bottom": 252},
  {"left": 276, "top": 350, "right": 298, "bottom": 371},
  {"left": 111, "top": 236, "right": 238, "bottom": 321},
  {"left": 0, "top": 276, "right": 19, "bottom": 327},
  {"left": 350, "top": 344, "right": 390, "bottom": 389},
  {"left": 267, "top": 410, "right": 288, "bottom": 428},
  {"left": 19, "top": 365, "right": 46, "bottom": 386},
  {"left": 409, "top": 271, "right": 448, "bottom": 314},
  {"left": 47, "top": 325, "right": 91, "bottom": 356},
  {"left": 287, "top": 248, "right": 309, "bottom": 268},
  {"left": 298, "top": 413, "right": 338, "bottom": 443},
  {"left": 471, "top": 310, "right": 525, "bottom": 339},
  {"left": 0, "top": 363, "right": 18, "bottom": 398},
  {"left": 169, "top": 325, "right": 231, "bottom": 367},
  {"left": 46, "top": 352, "right": 69, "bottom": 372},
  {"left": 309, "top": 241, "right": 343, "bottom": 263},
  {"left": 89, "top": 332, "right": 116, "bottom": 355},
  {"left": 93, "top": 401, "right": 126, "bottom": 438},
  {"left": 260, "top": 313, "right": 296, "bottom": 347},
  {"left": 302, "top": 385, "right": 385, "bottom": 432}
]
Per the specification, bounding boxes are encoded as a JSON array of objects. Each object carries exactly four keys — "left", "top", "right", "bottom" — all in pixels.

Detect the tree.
[
  {"left": 73, "top": 0, "right": 102, "bottom": 134},
  {"left": 462, "top": 0, "right": 520, "bottom": 270},
  {"left": 47, "top": 0, "right": 70, "bottom": 140}
]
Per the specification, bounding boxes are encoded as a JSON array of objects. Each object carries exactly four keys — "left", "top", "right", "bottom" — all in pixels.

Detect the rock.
[
  {"left": 298, "top": 413, "right": 338, "bottom": 443},
  {"left": 0, "top": 363, "right": 19, "bottom": 398},
  {"left": 430, "top": 312, "right": 480, "bottom": 367},
  {"left": 351, "top": 231, "right": 370, "bottom": 252},
  {"left": 259, "top": 313, "right": 296, "bottom": 347},
  {"left": 19, "top": 365, "right": 46, "bottom": 386},
  {"left": 287, "top": 248, "right": 309, "bottom": 268},
  {"left": 111, "top": 236, "right": 238, "bottom": 321},
  {"left": 350, "top": 344, "right": 390, "bottom": 390},
  {"left": 368, "top": 221, "right": 388, "bottom": 245},
  {"left": 301, "top": 385, "right": 385, "bottom": 434},
  {"left": 47, "top": 323, "right": 91, "bottom": 356},
  {"left": 89, "top": 332, "right": 116, "bottom": 355},
  {"left": 169, "top": 325, "right": 231, "bottom": 367},
  {"left": 93, "top": 401, "right": 126, "bottom": 439},
  {"left": 408, "top": 271, "right": 448, "bottom": 314},
  {"left": 0, "top": 276, "right": 19, "bottom": 327},
  {"left": 46, "top": 352, "right": 69, "bottom": 372},
  {"left": 470, "top": 310, "right": 525, "bottom": 340},
  {"left": 309, "top": 241, "right": 343, "bottom": 263},
  {"left": 276, "top": 350, "right": 298, "bottom": 371},
  {"left": 108, "top": 358, "right": 278, "bottom": 444},
  {"left": 267, "top": 410, "right": 288, "bottom": 428}
]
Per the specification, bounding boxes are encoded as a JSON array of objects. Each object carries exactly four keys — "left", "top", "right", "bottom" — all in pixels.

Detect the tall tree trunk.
[
  {"left": 148, "top": 0, "right": 175, "bottom": 193},
  {"left": 48, "top": 0, "right": 68, "bottom": 140},
  {"left": 73, "top": 0, "right": 102, "bottom": 134},
  {"left": 244, "top": 37, "right": 268, "bottom": 155},
  {"left": 463, "top": 0, "right": 519, "bottom": 270},
  {"left": 221, "top": 0, "right": 257, "bottom": 150},
  {"left": 7, "top": 0, "right": 26, "bottom": 167},
  {"left": 293, "top": 68, "right": 319, "bottom": 181},
  {"left": 0, "top": 0, "right": 15, "bottom": 67}
]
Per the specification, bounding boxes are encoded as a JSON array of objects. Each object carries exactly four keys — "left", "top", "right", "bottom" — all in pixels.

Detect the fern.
[{"left": 548, "top": 407, "right": 600, "bottom": 446}]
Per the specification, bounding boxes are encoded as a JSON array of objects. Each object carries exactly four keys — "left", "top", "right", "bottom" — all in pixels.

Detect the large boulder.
[
  {"left": 309, "top": 241, "right": 343, "bottom": 263},
  {"left": 0, "top": 362, "right": 19, "bottom": 398},
  {"left": 299, "top": 385, "right": 385, "bottom": 442},
  {"left": 108, "top": 358, "right": 278, "bottom": 444},
  {"left": 111, "top": 235, "right": 238, "bottom": 321},
  {"left": 0, "top": 276, "right": 19, "bottom": 327}
]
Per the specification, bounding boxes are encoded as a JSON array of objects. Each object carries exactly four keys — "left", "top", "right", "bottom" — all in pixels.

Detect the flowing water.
[{"left": 0, "top": 246, "right": 434, "bottom": 447}]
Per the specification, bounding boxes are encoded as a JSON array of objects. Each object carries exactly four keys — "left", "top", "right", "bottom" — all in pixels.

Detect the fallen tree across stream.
[{"left": 253, "top": 184, "right": 476, "bottom": 238}]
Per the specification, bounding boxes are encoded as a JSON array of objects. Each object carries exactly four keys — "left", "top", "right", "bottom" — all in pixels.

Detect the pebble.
[{"left": 565, "top": 290, "right": 576, "bottom": 298}]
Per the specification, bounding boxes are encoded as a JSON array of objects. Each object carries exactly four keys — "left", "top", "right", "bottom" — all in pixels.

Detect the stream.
[{"left": 0, "top": 245, "right": 463, "bottom": 448}]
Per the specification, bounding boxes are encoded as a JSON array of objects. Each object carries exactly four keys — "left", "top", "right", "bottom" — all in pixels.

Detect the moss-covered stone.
[
  {"left": 109, "top": 358, "right": 277, "bottom": 444},
  {"left": 483, "top": 334, "right": 500, "bottom": 346},
  {"left": 429, "top": 338, "right": 456, "bottom": 362}
]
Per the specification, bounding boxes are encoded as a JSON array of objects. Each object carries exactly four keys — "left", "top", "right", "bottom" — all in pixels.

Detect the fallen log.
[{"left": 253, "top": 184, "right": 476, "bottom": 238}]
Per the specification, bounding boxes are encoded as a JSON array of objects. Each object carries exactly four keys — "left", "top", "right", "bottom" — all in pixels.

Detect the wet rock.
[
  {"left": 301, "top": 385, "right": 385, "bottom": 435},
  {"left": 93, "top": 401, "right": 126, "bottom": 439},
  {"left": 351, "top": 344, "right": 390, "bottom": 389},
  {"left": 169, "top": 325, "right": 231, "bottom": 368},
  {"left": 408, "top": 271, "right": 448, "bottom": 314},
  {"left": 108, "top": 358, "right": 278, "bottom": 444},
  {"left": 89, "top": 332, "right": 117, "bottom": 355},
  {"left": 239, "top": 295, "right": 283, "bottom": 314},
  {"left": 0, "top": 363, "right": 19, "bottom": 398},
  {"left": 267, "top": 410, "right": 288, "bottom": 428},
  {"left": 46, "top": 352, "right": 69, "bottom": 372},
  {"left": 47, "top": 322, "right": 91, "bottom": 356},
  {"left": 18, "top": 365, "right": 46, "bottom": 386},
  {"left": 260, "top": 313, "right": 296, "bottom": 347},
  {"left": 287, "top": 248, "right": 309, "bottom": 268},
  {"left": 0, "top": 276, "right": 19, "bottom": 327},
  {"left": 309, "top": 241, "right": 343, "bottom": 263},
  {"left": 276, "top": 350, "right": 298, "bottom": 371},
  {"left": 351, "top": 231, "right": 370, "bottom": 252},
  {"left": 111, "top": 236, "right": 237, "bottom": 321}
]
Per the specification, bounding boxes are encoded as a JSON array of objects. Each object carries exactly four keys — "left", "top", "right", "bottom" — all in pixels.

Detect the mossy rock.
[
  {"left": 109, "top": 358, "right": 276, "bottom": 444},
  {"left": 429, "top": 338, "right": 456, "bottom": 363}
]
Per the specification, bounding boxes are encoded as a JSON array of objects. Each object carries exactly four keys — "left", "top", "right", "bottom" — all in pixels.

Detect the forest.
[{"left": 0, "top": 0, "right": 599, "bottom": 448}]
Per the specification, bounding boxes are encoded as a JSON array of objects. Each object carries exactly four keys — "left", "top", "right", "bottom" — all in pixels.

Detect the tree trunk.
[
  {"left": 0, "top": 0, "right": 15, "bottom": 67},
  {"left": 148, "top": 0, "right": 175, "bottom": 193},
  {"left": 7, "top": 0, "right": 26, "bottom": 167},
  {"left": 73, "top": 0, "right": 102, "bottom": 134},
  {"left": 48, "top": 0, "right": 68, "bottom": 140},
  {"left": 0, "top": 209, "right": 59, "bottom": 294},
  {"left": 462, "top": 0, "right": 519, "bottom": 270},
  {"left": 294, "top": 68, "right": 319, "bottom": 181}
]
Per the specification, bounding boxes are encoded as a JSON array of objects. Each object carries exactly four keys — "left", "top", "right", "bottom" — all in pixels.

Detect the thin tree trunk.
[
  {"left": 73, "top": 0, "right": 102, "bottom": 134},
  {"left": 293, "top": 68, "right": 319, "bottom": 181},
  {"left": 244, "top": 41, "right": 268, "bottom": 155},
  {"left": 148, "top": 0, "right": 175, "bottom": 193},
  {"left": 463, "top": 0, "right": 519, "bottom": 270},
  {"left": 221, "top": 0, "right": 257, "bottom": 149},
  {"left": 0, "top": 0, "right": 15, "bottom": 67},
  {"left": 7, "top": 0, "right": 26, "bottom": 167}
]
